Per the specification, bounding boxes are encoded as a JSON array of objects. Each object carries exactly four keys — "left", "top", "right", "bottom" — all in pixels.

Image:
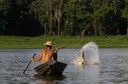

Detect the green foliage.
[
  {"left": 122, "top": 0, "right": 128, "bottom": 19},
  {"left": 0, "top": 0, "right": 128, "bottom": 36},
  {"left": 40, "top": 15, "right": 49, "bottom": 25}
]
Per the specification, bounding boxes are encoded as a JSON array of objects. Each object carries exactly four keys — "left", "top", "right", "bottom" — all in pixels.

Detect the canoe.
[{"left": 34, "top": 60, "right": 67, "bottom": 75}]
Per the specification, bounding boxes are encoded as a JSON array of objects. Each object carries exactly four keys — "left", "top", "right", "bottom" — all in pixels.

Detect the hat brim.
[{"left": 43, "top": 43, "right": 55, "bottom": 46}]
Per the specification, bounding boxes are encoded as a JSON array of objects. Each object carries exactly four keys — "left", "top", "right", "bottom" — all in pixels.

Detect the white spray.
[{"left": 72, "top": 42, "right": 100, "bottom": 65}]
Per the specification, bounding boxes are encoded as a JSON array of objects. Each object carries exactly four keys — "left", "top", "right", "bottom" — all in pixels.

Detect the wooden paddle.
[{"left": 23, "top": 54, "right": 36, "bottom": 74}]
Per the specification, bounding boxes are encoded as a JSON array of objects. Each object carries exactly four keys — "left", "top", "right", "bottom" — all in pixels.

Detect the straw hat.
[{"left": 43, "top": 41, "right": 55, "bottom": 46}]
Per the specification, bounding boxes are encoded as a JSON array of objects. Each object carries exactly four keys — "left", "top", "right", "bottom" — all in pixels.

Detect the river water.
[{"left": 0, "top": 48, "right": 128, "bottom": 84}]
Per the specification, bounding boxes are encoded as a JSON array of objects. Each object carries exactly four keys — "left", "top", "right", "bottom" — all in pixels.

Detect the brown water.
[{"left": 0, "top": 49, "right": 128, "bottom": 84}]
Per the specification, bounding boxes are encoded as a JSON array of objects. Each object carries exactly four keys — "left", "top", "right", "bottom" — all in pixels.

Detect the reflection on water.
[
  {"left": 0, "top": 49, "right": 128, "bottom": 84},
  {"left": 34, "top": 74, "right": 66, "bottom": 80}
]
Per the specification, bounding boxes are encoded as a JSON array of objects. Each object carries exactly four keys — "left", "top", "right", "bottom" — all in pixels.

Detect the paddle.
[{"left": 23, "top": 54, "right": 36, "bottom": 74}]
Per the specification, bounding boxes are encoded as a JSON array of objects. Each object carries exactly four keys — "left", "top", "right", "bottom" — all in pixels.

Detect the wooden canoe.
[{"left": 34, "top": 60, "right": 67, "bottom": 75}]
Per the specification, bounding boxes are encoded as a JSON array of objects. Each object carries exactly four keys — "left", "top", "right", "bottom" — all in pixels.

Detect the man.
[{"left": 31, "top": 41, "right": 59, "bottom": 64}]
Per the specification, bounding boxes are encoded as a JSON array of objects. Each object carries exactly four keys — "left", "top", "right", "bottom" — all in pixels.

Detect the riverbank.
[{"left": 0, "top": 35, "right": 128, "bottom": 49}]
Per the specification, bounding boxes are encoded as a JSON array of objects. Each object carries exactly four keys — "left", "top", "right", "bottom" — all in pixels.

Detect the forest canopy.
[{"left": 0, "top": 0, "right": 128, "bottom": 36}]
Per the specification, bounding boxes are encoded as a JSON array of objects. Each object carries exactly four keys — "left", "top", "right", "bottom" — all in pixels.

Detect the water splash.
[{"left": 72, "top": 42, "right": 100, "bottom": 65}]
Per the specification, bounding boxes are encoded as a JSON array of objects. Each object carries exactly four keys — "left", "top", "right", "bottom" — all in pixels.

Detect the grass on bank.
[{"left": 0, "top": 35, "right": 128, "bottom": 49}]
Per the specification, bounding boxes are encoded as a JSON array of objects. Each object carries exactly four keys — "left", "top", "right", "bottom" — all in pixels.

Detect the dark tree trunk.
[
  {"left": 126, "top": 22, "right": 128, "bottom": 35},
  {"left": 49, "top": 5, "right": 53, "bottom": 35},
  {"left": 44, "top": 24, "right": 47, "bottom": 36}
]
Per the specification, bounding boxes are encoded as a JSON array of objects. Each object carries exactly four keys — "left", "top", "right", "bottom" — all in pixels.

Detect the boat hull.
[{"left": 34, "top": 60, "right": 67, "bottom": 75}]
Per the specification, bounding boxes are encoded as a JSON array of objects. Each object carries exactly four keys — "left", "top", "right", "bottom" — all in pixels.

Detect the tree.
[
  {"left": 40, "top": 15, "right": 49, "bottom": 36},
  {"left": 122, "top": 0, "right": 128, "bottom": 34},
  {"left": 62, "top": 1, "right": 76, "bottom": 35},
  {"left": 54, "top": 0, "right": 63, "bottom": 36},
  {"left": 0, "top": 0, "right": 10, "bottom": 35},
  {"left": 0, "top": 0, "right": 128, "bottom": 36}
]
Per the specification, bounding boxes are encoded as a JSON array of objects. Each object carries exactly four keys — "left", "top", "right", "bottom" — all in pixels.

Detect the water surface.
[{"left": 0, "top": 49, "right": 128, "bottom": 84}]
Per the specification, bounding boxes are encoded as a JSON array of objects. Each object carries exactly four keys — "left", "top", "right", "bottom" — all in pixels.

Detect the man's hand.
[
  {"left": 31, "top": 57, "right": 34, "bottom": 61},
  {"left": 55, "top": 48, "right": 59, "bottom": 53}
]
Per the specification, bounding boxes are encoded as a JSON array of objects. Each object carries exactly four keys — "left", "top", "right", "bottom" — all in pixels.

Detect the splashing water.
[{"left": 72, "top": 42, "right": 100, "bottom": 65}]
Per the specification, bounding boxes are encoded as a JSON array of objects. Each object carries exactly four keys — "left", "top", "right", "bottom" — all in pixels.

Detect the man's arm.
[
  {"left": 31, "top": 54, "right": 42, "bottom": 61},
  {"left": 53, "top": 53, "right": 57, "bottom": 61},
  {"left": 53, "top": 48, "right": 59, "bottom": 61}
]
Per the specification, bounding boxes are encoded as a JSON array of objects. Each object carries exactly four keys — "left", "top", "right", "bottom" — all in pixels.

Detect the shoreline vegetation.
[{"left": 0, "top": 35, "right": 128, "bottom": 49}]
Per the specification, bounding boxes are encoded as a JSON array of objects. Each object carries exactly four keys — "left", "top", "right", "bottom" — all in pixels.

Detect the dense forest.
[{"left": 0, "top": 0, "right": 128, "bottom": 36}]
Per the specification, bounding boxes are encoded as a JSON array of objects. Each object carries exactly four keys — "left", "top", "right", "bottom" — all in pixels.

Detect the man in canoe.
[{"left": 31, "top": 41, "right": 59, "bottom": 64}]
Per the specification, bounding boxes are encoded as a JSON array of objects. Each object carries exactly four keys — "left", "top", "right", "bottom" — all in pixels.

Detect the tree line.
[{"left": 0, "top": 0, "right": 128, "bottom": 36}]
